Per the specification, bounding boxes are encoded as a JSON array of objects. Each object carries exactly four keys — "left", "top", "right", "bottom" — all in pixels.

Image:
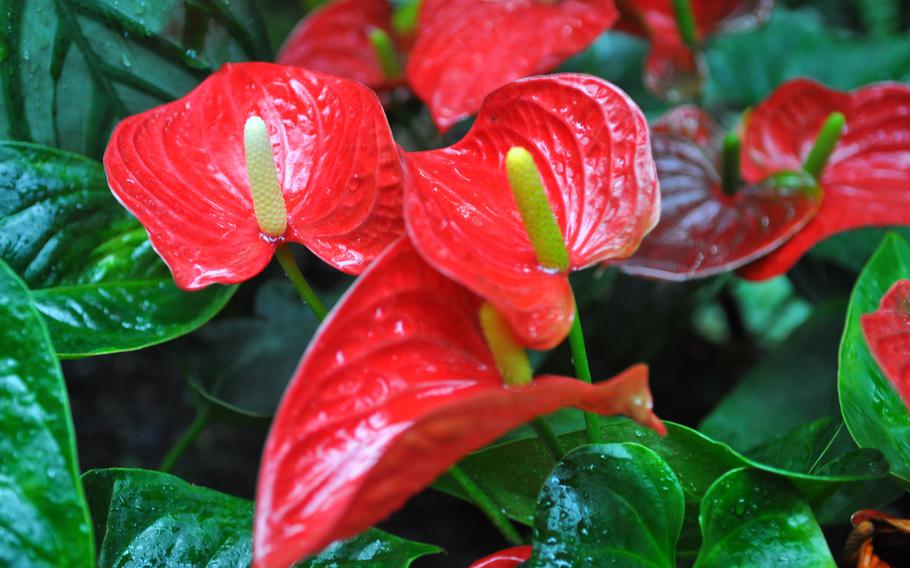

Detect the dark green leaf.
[
  {"left": 524, "top": 444, "right": 684, "bottom": 568},
  {"left": 0, "top": 0, "right": 271, "bottom": 158},
  {"left": 839, "top": 233, "right": 910, "bottom": 486},
  {"left": 0, "top": 257, "right": 93, "bottom": 567},
  {"left": 694, "top": 469, "right": 836, "bottom": 567},
  {"left": 82, "top": 468, "right": 441, "bottom": 567},
  {"left": 811, "top": 227, "right": 910, "bottom": 273},
  {"left": 705, "top": 8, "right": 910, "bottom": 110},
  {"left": 0, "top": 142, "right": 235, "bottom": 357}
]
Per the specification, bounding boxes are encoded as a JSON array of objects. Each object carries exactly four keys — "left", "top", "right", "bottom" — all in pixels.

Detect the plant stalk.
[
  {"left": 671, "top": 0, "right": 699, "bottom": 48},
  {"left": 448, "top": 465, "right": 523, "bottom": 546},
  {"left": 160, "top": 405, "right": 211, "bottom": 473},
  {"left": 721, "top": 132, "right": 741, "bottom": 196},
  {"left": 531, "top": 418, "right": 566, "bottom": 460},
  {"left": 275, "top": 244, "right": 329, "bottom": 321},
  {"left": 568, "top": 300, "right": 601, "bottom": 444}
]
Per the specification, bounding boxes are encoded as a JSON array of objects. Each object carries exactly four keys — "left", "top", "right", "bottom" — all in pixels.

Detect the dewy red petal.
[
  {"left": 104, "top": 62, "right": 404, "bottom": 289},
  {"left": 469, "top": 546, "right": 533, "bottom": 568},
  {"left": 277, "top": 0, "right": 394, "bottom": 90},
  {"left": 739, "top": 79, "right": 910, "bottom": 280},
  {"left": 861, "top": 280, "right": 910, "bottom": 411},
  {"left": 406, "top": 0, "right": 619, "bottom": 131},
  {"left": 253, "top": 238, "right": 663, "bottom": 568},
  {"left": 404, "top": 74, "right": 659, "bottom": 349},
  {"left": 618, "top": 106, "right": 821, "bottom": 280}
]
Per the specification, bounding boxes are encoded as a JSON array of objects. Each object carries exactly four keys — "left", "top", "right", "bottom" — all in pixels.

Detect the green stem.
[
  {"left": 531, "top": 418, "right": 566, "bottom": 460},
  {"left": 448, "top": 465, "right": 523, "bottom": 546},
  {"left": 568, "top": 300, "right": 601, "bottom": 444},
  {"left": 369, "top": 28, "right": 401, "bottom": 81},
  {"left": 160, "top": 405, "right": 211, "bottom": 472},
  {"left": 274, "top": 244, "right": 329, "bottom": 321},
  {"left": 803, "top": 112, "right": 847, "bottom": 181},
  {"left": 721, "top": 132, "right": 741, "bottom": 196},
  {"left": 671, "top": 0, "right": 699, "bottom": 48}
]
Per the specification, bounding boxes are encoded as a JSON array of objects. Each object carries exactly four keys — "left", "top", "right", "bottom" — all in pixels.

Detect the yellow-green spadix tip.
[
  {"left": 244, "top": 115, "right": 287, "bottom": 238},
  {"left": 505, "top": 146, "right": 569, "bottom": 272},
  {"left": 479, "top": 303, "right": 533, "bottom": 387}
]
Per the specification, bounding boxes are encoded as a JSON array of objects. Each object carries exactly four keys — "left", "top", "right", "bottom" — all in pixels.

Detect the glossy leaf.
[
  {"left": 524, "top": 443, "right": 684, "bottom": 568},
  {"left": 862, "top": 279, "right": 910, "bottom": 411},
  {"left": 0, "top": 142, "right": 234, "bottom": 357},
  {"left": 404, "top": 73, "right": 659, "bottom": 349},
  {"left": 254, "top": 239, "right": 663, "bottom": 568},
  {"left": 468, "top": 546, "right": 533, "bottom": 568},
  {"left": 616, "top": 0, "right": 772, "bottom": 100},
  {"left": 839, "top": 233, "right": 910, "bottom": 485},
  {"left": 619, "top": 106, "right": 821, "bottom": 280},
  {"left": 105, "top": 62, "right": 404, "bottom": 289},
  {"left": 0, "top": 0, "right": 270, "bottom": 158},
  {"left": 0, "top": 258, "right": 93, "bottom": 567},
  {"left": 83, "top": 468, "right": 439, "bottom": 567},
  {"left": 278, "top": 0, "right": 394, "bottom": 90},
  {"left": 406, "top": 0, "right": 618, "bottom": 130},
  {"left": 694, "top": 468, "right": 836, "bottom": 567}
]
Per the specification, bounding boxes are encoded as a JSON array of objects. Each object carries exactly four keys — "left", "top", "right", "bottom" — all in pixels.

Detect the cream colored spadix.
[{"left": 244, "top": 116, "right": 288, "bottom": 237}]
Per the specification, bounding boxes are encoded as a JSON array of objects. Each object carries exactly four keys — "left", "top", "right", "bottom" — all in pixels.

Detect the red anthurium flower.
[
  {"left": 253, "top": 238, "right": 663, "bottom": 568},
  {"left": 861, "top": 280, "right": 910, "bottom": 411},
  {"left": 277, "top": 0, "right": 396, "bottom": 92},
  {"left": 406, "top": 0, "right": 619, "bottom": 131},
  {"left": 616, "top": 0, "right": 772, "bottom": 100},
  {"left": 104, "top": 62, "right": 404, "bottom": 289},
  {"left": 468, "top": 546, "right": 533, "bottom": 568},
  {"left": 618, "top": 106, "right": 821, "bottom": 280},
  {"left": 403, "top": 74, "right": 659, "bottom": 349},
  {"left": 739, "top": 79, "right": 910, "bottom": 280}
]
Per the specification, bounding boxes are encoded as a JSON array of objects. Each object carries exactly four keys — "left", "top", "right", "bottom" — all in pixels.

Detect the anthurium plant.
[{"left": 3, "top": 0, "right": 910, "bottom": 567}]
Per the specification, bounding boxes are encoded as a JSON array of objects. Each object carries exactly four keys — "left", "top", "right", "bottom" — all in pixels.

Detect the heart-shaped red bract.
[
  {"left": 616, "top": 0, "right": 772, "bottom": 100},
  {"left": 403, "top": 74, "right": 659, "bottom": 349},
  {"left": 406, "top": 0, "right": 619, "bottom": 130},
  {"left": 739, "top": 79, "right": 910, "bottom": 280},
  {"left": 618, "top": 106, "right": 821, "bottom": 280},
  {"left": 253, "top": 238, "right": 663, "bottom": 568},
  {"left": 277, "top": 0, "right": 394, "bottom": 91},
  {"left": 861, "top": 280, "right": 910, "bottom": 411},
  {"left": 104, "top": 62, "right": 404, "bottom": 289},
  {"left": 469, "top": 546, "right": 533, "bottom": 568}
]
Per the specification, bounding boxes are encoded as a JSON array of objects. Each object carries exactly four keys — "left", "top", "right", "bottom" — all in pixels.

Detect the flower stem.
[
  {"left": 531, "top": 418, "right": 566, "bottom": 460},
  {"left": 803, "top": 112, "right": 846, "bottom": 181},
  {"left": 721, "top": 132, "right": 741, "bottom": 196},
  {"left": 447, "top": 465, "right": 523, "bottom": 546},
  {"left": 671, "top": 0, "right": 699, "bottom": 48},
  {"left": 274, "top": 244, "right": 329, "bottom": 321},
  {"left": 568, "top": 300, "right": 601, "bottom": 444},
  {"left": 160, "top": 405, "right": 211, "bottom": 473},
  {"left": 369, "top": 28, "right": 402, "bottom": 81}
]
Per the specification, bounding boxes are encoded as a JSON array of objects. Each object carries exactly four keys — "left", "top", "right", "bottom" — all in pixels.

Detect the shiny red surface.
[
  {"left": 253, "top": 239, "right": 663, "bottom": 568},
  {"left": 404, "top": 74, "right": 659, "bottom": 349},
  {"left": 619, "top": 106, "right": 820, "bottom": 280},
  {"left": 739, "top": 80, "right": 910, "bottom": 279},
  {"left": 277, "top": 0, "right": 394, "bottom": 91},
  {"left": 406, "top": 0, "right": 618, "bottom": 130},
  {"left": 104, "top": 62, "right": 404, "bottom": 289},
  {"left": 468, "top": 546, "right": 533, "bottom": 568},
  {"left": 616, "top": 0, "right": 772, "bottom": 100},
  {"left": 861, "top": 280, "right": 910, "bottom": 411}
]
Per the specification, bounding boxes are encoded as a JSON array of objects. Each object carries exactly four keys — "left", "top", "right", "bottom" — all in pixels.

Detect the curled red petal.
[
  {"left": 739, "top": 80, "right": 910, "bottom": 280},
  {"left": 861, "top": 280, "right": 910, "bottom": 412},
  {"left": 404, "top": 74, "right": 659, "bottom": 348},
  {"left": 253, "top": 238, "right": 663, "bottom": 568},
  {"left": 618, "top": 106, "right": 821, "bottom": 280},
  {"left": 277, "top": 0, "right": 394, "bottom": 91},
  {"left": 104, "top": 62, "right": 404, "bottom": 289},
  {"left": 406, "top": 0, "right": 618, "bottom": 131},
  {"left": 469, "top": 546, "right": 533, "bottom": 568}
]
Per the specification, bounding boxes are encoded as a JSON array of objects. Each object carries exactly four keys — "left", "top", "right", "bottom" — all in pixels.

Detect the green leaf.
[
  {"left": 524, "top": 443, "right": 684, "bottom": 568},
  {"left": 694, "top": 468, "right": 836, "bottom": 567},
  {"left": 0, "top": 0, "right": 271, "bottom": 158},
  {"left": 700, "top": 301, "right": 846, "bottom": 452},
  {"left": 0, "top": 141, "right": 235, "bottom": 357},
  {"left": 839, "top": 233, "right": 910, "bottom": 486},
  {"left": 705, "top": 8, "right": 910, "bottom": 110},
  {"left": 811, "top": 227, "right": 910, "bottom": 273},
  {"left": 0, "top": 257, "right": 93, "bottom": 567},
  {"left": 82, "top": 468, "right": 442, "bottom": 567}
]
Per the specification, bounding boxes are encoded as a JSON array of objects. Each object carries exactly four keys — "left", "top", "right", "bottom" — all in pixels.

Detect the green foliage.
[
  {"left": 0, "top": 142, "right": 235, "bottom": 357},
  {"left": 0, "top": 258, "right": 93, "bottom": 567}
]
